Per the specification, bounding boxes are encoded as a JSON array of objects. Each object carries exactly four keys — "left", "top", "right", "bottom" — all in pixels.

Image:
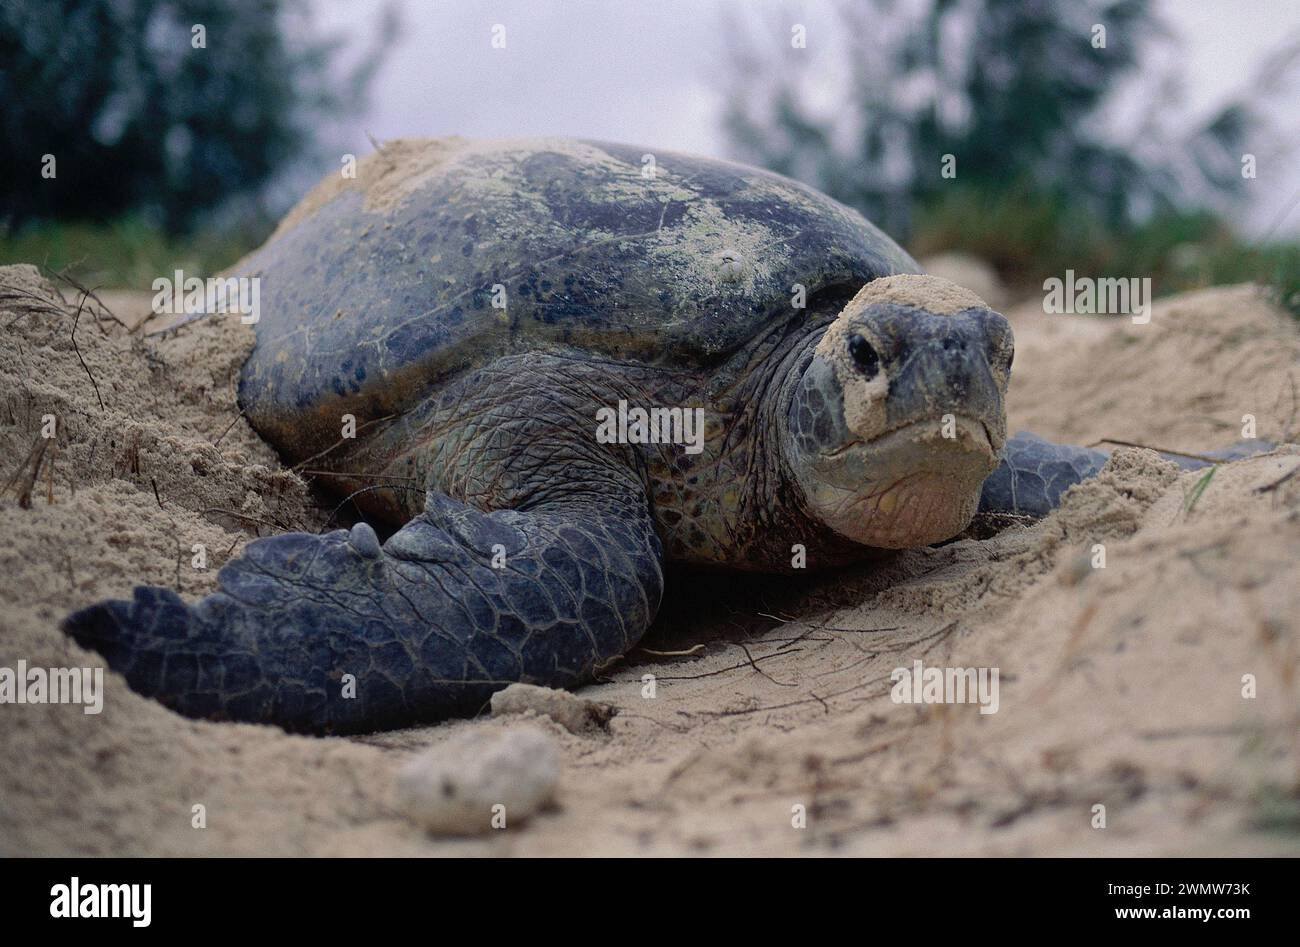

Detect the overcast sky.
[{"left": 307, "top": 0, "right": 1300, "bottom": 236}]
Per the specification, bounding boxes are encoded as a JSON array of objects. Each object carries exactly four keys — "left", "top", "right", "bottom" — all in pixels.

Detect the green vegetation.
[
  {"left": 1, "top": 0, "right": 394, "bottom": 232},
  {"left": 0, "top": 217, "right": 267, "bottom": 289},
  {"left": 0, "top": 0, "right": 395, "bottom": 289},
  {"left": 723, "top": 0, "right": 1300, "bottom": 315},
  {"left": 1183, "top": 466, "right": 1216, "bottom": 514},
  {"left": 913, "top": 187, "right": 1300, "bottom": 316},
  {"left": 1250, "top": 782, "right": 1300, "bottom": 834}
]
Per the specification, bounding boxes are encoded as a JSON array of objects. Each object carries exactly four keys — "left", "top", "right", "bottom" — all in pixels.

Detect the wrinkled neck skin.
[
  {"left": 615, "top": 313, "right": 886, "bottom": 572},
  {"left": 684, "top": 319, "right": 885, "bottom": 572},
  {"left": 314, "top": 312, "right": 882, "bottom": 574}
]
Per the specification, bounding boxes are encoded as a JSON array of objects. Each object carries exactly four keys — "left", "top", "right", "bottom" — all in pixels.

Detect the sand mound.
[
  {"left": 1, "top": 266, "right": 1296, "bottom": 855},
  {"left": 1003, "top": 282, "right": 1300, "bottom": 449}
]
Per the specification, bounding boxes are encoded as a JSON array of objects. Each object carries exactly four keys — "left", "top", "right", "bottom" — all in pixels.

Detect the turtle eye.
[{"left": 847, "top": 333, "right": 880, "bottom": 379}]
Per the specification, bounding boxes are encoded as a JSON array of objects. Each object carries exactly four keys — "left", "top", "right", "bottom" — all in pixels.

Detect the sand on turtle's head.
[
  {"left": 841, "top": 273, "right": 992, "bottom": 319},
  {"left": 814, "top": 274, "right": 1000, "bottom": 438}
]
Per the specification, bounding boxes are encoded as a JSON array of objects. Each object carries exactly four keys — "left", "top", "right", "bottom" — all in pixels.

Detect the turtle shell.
[{"left": 236, "top": 138, "right": 919, "bottom": 456}]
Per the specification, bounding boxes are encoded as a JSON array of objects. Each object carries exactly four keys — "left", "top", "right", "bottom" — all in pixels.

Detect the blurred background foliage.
[
  {"left": 0, "top": 0, "right": 396, "bottom": 283},
  {"left": 0, "top": 0, "right": 1295, "bottom": 315},
  {"left": 723, "top": 0, "right": 1300, "bottom": 312}
]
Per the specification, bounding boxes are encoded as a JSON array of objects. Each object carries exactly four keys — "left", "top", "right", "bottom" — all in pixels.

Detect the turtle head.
[{"left": 784, "top": 275, "right": 1012, "bottom": 549}]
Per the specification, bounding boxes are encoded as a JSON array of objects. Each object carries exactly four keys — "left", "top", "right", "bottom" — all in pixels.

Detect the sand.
[{"left": 1, "top": 262, "right": 1297, "bottom": 856}]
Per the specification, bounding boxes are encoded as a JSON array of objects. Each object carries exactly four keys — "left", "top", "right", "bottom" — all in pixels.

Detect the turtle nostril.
[
  {"left": 847, "top": 333, "right": 880, "bottom": 378},
  {"left": 942, "top": 336, "right": 963, "bottom": 353}
]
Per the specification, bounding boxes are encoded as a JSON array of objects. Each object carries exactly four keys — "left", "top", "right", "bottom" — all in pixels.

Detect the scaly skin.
[
  {"left": 978, "top": 432, "right": 1273, "bottom": 517},
  {"left": 65, "top": 139, "right": 937, "bottom": 733},
  {"left": 977, "top": 433, "right": 1110, "bottom": 517},
  {"left": 60, "top": 276, "right": 1077, "bottom": 733},
  {"left": 64, "top": 337, "right": 850, "bottom": 732},
  {"left": 64, "top": 442, "right": 664, "bottom": 734},
  {"left": 323, "top": 303, "right": 871, "bottom": 572},
  {"left": 61, "top": 306, "right": 899, "bottom": 733}
]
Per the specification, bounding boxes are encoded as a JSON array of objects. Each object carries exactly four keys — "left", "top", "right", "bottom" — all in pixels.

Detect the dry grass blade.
[
  {"left": 69, "top": 291, "right": 105, "bottom": 412},
  {"left": 49, "top": 266, "right": 132, "bottom": 334},
  {"left": 16, "top": 438, "right": 50, "bottom": 509},
  {"left": 1090, "top": 437, "right": 1225, "bottom": 465}
]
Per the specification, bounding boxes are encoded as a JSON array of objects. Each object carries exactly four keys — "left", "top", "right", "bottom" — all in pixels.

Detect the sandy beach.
[{"left": 2, "top": 263, "right": 1297, "bottom": 855}]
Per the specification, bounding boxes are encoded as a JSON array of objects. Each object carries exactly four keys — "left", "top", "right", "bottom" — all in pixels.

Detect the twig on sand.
[
  {"left": 15, "top": 438, "right": 50, "bottom": 509},
  {"left": 639, "top": 645, "right": 804, "bottom": 683},
  {"left": 1255, "top": 465, "right": 1298, "bottom": 494},
  {"left": 738, "top": 640, "right": 798, "bottom": 687},
  {"left": 696, "top": 673, "right": 895, "bottom": 720},
  {"left": 1029, "top": 601, "right": 1099, "bottom": 706},
  {"left": 0, "top": 286, "right": 67, "bottom": 323},
  {"left": 1087, "top": 437, "right": 1224, "bottom": 465},
  {"left": 211, "top": 409, "right": 246, "bottom": 447},
  {"left": 48, "top": 266, "right": 132, "bottom": 334},
  {"left": 299, "top": 468, "right": 421, "bottom": 482},
  {"left": 1, "top": 435, "right": 43, "bottom": 500},
  {"left": 758, "top": 610, "right": 901, "bottom": 635},
  {"left": 199, "top": 508, "right": 293, "bottom": 536},
  {"left": 70, "top": 292, "right": 105, "bottom": 412},
  {"left": 635, "top": 644, "right": 706, "bottom": 658}
]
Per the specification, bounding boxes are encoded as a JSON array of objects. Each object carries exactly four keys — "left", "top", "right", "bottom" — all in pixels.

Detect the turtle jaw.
[{"left": 794, "top": 415, "right": 1000, "bottom": 548}]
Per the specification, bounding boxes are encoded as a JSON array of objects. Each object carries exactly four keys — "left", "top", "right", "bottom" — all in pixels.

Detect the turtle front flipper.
[
  {"left": 63, "top": 488, "right": 663, "bottom": 734},
  {"left": 978, "top": 431, "right": 1274, "bottom": 517},
  {"left": 976, "top": 432, "right": 1109, "bottom": 518}
]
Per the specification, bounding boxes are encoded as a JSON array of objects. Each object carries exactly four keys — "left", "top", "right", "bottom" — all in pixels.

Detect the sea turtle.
[{"left": 62, "top": 138, "right": 1242, "bottom": 734}]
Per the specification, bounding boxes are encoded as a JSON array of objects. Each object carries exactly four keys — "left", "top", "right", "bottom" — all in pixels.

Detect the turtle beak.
[{"left": 876, "top": 322, "right": 1008, "bottom": 456}]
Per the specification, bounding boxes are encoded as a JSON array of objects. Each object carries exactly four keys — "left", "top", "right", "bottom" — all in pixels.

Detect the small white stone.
[
  {"left": 490, "top": 682, "right": 617, "bottom": 734},
  {"left": 395, "top": 726, "right": 559, "bottom": 835},
  {"left": 717, "top": 248, "right": 748, "bottom": 282}
]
